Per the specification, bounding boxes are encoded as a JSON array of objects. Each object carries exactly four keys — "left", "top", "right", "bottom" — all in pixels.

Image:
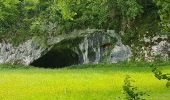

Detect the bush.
[
  {"left": 123, "top": 75, "right": 149, "bottom": 100},
  {"left": 152, "top": 67, "right": 170, "bottom": 88}
]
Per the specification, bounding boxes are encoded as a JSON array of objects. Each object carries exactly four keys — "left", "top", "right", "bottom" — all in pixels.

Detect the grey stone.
[{"left": 0, "top": 29, "right": 132, "bottom": 66}]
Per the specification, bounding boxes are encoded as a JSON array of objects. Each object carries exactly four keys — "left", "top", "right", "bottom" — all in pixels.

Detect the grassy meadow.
[{"left": 0, "top": 63, "right": 169, "bottom": 100}]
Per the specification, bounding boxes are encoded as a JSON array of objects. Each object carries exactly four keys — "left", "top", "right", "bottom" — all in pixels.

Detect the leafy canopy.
[{"left": 153, "top": 0, "right": 170, "bottom": 32}]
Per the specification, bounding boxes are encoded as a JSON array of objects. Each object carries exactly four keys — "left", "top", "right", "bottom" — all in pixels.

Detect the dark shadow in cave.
[{"left": 30, "top": 48, "right": 79, "bottom": 68}]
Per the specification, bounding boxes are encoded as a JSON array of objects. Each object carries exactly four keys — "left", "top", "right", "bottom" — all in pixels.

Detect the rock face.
[
  {"left": 0, "top": 39, "right": 46, "bottom": 65},
  {"left": 109, "top": 44, "right": 132, "bottom": 63},
  {"left": 0, "top": 29, "right": 132, "bottom": 67},
  {"left": 135, "top": 35, "right": 170, "bottom": 62},
  {"left": 31, "top": 29, "right": 132, "bottom": 67},
  {"left": 0, "top": 29, "right": 169, "bottom": 67}
]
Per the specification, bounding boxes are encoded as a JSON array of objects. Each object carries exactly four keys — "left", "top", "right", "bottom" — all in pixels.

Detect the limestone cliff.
[{"left": 0, "top": 29, "right": 132, "bottom": 67}]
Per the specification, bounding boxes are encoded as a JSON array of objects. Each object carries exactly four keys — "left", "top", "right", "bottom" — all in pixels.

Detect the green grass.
[{"left": 0, "top": 63, "right": 169, "bottom": 100}]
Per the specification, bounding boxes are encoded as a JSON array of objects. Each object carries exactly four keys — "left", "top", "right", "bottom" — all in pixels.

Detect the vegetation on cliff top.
[{"left": 0, "top": 0, "right": 169, "bottom": 44}]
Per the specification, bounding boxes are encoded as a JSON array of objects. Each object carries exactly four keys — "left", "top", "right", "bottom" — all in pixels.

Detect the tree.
[
  {"left": 0, "top": 0, "right": 20, "bottom": 34},
  {"left": 0, "top": 0, "right": 145, "bottom": 43},
  {"left": 153, "top": 0, "right": 170, "bottom": 33}
]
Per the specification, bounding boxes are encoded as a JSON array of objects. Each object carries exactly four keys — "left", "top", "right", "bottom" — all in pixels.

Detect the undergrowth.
[{"left": 123, "top": 75, "right": 149, "bottom": 100}]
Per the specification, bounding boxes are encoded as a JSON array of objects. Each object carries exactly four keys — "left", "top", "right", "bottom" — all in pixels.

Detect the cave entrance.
[{"left": 30, "top": 48, "right": 79, "bottom": 68}]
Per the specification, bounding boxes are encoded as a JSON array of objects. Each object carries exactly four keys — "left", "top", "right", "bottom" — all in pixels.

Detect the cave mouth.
[{"left": 30, "top": 48, "right": 79, "bottom": 68}]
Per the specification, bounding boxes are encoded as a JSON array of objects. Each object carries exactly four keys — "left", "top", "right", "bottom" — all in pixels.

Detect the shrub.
[
  {"left": 123, "top": 75, "right": 149, "bottom": 100},
  {"left": 152, "top": 67, "right": 170, "bottom": 88}
]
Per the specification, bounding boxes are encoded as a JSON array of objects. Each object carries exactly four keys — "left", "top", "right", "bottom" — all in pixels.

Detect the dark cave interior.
[{"left": 30, "top": 48, "right": 79, "bottom": 68}]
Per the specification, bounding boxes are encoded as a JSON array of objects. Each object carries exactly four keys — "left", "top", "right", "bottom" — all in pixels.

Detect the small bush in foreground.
[
  {"left": 123, "top": 75, "right": 149, "bottom": 100},
  {"left": 152, "top": 68, "right": 170, "bottom": 88}
]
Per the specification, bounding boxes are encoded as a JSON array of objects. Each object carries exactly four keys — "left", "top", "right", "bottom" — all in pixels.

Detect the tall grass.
[{"left": 0, "top": 62, "right": 169, "bottom": 100}]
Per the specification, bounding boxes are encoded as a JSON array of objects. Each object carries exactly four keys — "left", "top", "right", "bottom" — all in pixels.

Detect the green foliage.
[
  {"left": 0, "top": 0, "right": 20, "bottom": 34},
  {"left": 0, "top": 0, "right": 40, "bottom": 43},
  {"left": 117, "top": 0, "right": 143, "bottom": 19},
  {"left": 0, "top": 0, "right": 145, "bottom": 44},
  {"left": 123, "top": 75, "right": 149, "bottom": 100},
  {"left": 152, "top": 67, "right": 170, "bottom": 88},
  {"left": 153, "top": 0, "right": 170, "bottom": 32},
  {"left": 1, "top": 0, "right": 168, "bottom": 46}
]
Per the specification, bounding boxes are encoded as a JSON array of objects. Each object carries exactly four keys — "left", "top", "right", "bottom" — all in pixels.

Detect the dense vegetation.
[
  {"left": 0, "top": 0, "right": 169, "bottom": 44},
  {"left": 154, "top": 0, "right": 170, "bottom": 32}
]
